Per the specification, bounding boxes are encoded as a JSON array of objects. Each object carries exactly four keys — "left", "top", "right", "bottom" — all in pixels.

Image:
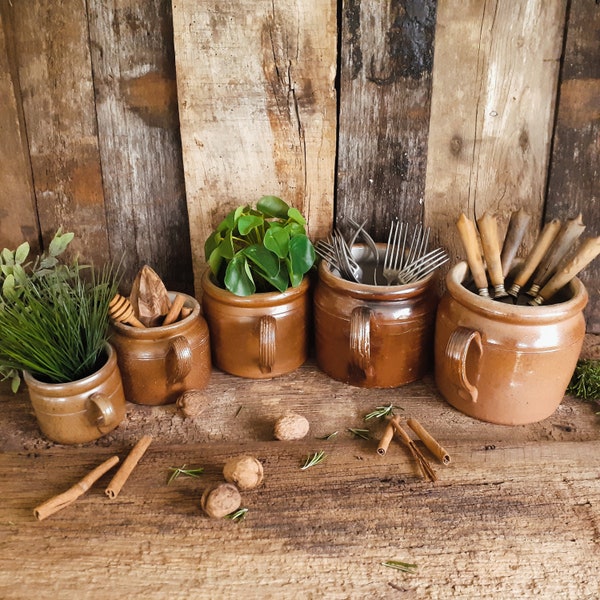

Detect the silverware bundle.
[
  {"left": 316, "top": 217, "right": 449, "bottom": 286},
  {"left": 457, "top": 210, "right": 600, "bottom": 306}
]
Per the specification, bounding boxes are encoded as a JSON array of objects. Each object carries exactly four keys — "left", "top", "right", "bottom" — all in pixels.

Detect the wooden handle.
[
  {"left": 526, "top": 213, "right": 585, "bottom": 296},
  {"left": 531, "top": 236, "right": 600, "bottom": 305},
  {"left": 500, "top": 208, "right": 531, "bottom": 277},
  {"left": 477, "top": 212, "right": 506, "bottom": 297},
  {"left": 109, "top": 294, "right": 146, "bottom": 328},
  {"left": 508, "top": 218, "right": 561, "bottom": 296},
  {"left": 162, "top": 294, "right": 186, "bottom": 326},
  {"left": 456, "top": 213, "right": 489, "bottom": 296}
]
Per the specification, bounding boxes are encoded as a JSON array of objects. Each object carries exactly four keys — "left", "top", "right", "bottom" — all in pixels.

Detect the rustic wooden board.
[
  {"left": 0, "top": 5, "right": 39, "bottom": 252},
  {"left": 545, "top": 0, "right": 600, "bottom": 333},
  {"left": 9, "top": 0, "right": 110, "bottom": 263},
  {"left": 336, "top": 0, "right": 437, "bottom": 242},
  {"left": 424, "top": 0, "right": 568, "bottom": 267},
  {"left": 1, "top": 350, "right": 599, "bottom": 599},
  {"left": 87, "top": 0, "right": 194, "bottom": 295},
  {"left": 172, "top": 0, "right": 337, "bottom": 293}
]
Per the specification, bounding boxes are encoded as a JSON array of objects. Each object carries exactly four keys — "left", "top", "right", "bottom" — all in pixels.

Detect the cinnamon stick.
[
  {"left": 162, "top": 294, "right": 186, "bottom": 326},
  {"left": 105, "top": 435, "right": 153, "bottom": 499},
  {"left": 376, "top": 421, "right": 395, "bottom": 456},
  {"left": 34, "top": 456, "right": 119, "bottom": 521},
  {"left": 390, "top": 417, "right": 437, "bottom": 482},
  {"left": 406, "top": 418, "right": 451, "bottom": 465}
]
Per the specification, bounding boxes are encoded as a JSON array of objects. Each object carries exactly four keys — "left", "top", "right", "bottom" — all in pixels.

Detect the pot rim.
[
  {"left": 23, "top": 342, "right": 116, "bottom": 392},
  {"left": 446, "top": 261, "right": 588, "bottom": 323},
  {"left": 201, "top": 268, "right": 310, "bottom": 307}
]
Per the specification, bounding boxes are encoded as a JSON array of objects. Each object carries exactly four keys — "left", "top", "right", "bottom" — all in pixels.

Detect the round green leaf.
[
  {"left": 224, "top": 255, "right": 256, "bottom": 296},
  {"left": 14, "top": 242, "right": 30, "bottom": 265},
  {"left": 288, "top": 235, "right": 315, "bottom": 276},
  {"left": 243, "top": 245, "right": 280, "bottom": 278},
  {"left": 257, "top": 196, "right": 290, "bottom": 219},
  {"left": 287, "top": 207, "right": 306, "bottom": 226},
  {"left": 264, "top": 226, "right": 290, "bottom": 259},
  {"left": 238, "top": 214, "right": 263, "bottom": 236}
]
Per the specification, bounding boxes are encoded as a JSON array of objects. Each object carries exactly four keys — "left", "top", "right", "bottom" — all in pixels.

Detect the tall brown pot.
[{"left": 201, "top": 270, "right": 310, "bottom": 378}]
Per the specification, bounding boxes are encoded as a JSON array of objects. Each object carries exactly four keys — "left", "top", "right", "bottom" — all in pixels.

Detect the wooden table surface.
[{"left": 1, "top": 337, "right": 599, "bottom": 599}]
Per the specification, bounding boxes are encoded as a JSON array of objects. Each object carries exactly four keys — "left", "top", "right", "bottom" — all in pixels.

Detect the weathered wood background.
[{"left": 0, "top": 0, "right": 598, "bottom": 328}]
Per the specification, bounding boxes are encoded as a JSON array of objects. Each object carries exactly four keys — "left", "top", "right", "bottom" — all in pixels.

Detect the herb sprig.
[
  {"left": 300, "top": 450, "right": 326, "bottom": 470},
  {"left": 167, "top": 465, "right": 204, "bottom": 484},
  {"left": 381, "top": 560, "right": 418, "bottom": 573}
]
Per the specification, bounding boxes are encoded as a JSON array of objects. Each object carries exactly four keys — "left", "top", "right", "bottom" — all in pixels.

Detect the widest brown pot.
[
  {"left": 434, "top": 261, "right": 588, "bottom": 425},
  {"left": 110, "top": 292, "right": 211, "bottom": 405},
  {"left": 313, "top": 244, "right": 439, "bottom": 388},
  {"left": 201, "top": 270, "right": 310, "bottom": 378},
  {"left": 24, "top": 343, "right": 126, "bottom": 445}
]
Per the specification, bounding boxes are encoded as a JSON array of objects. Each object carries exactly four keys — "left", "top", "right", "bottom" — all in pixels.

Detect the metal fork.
[
  {"left": 382, "top": 219, "right": 405, "bottom": 285},
  {"left": 346, "top": 217, "right": 379, "bottom": 285},
  {"left": 331, "top": 229, "right": 363, "bottom": 282},
  {"left": 397, "top": 247, "right": 449, "bottom": 284}
]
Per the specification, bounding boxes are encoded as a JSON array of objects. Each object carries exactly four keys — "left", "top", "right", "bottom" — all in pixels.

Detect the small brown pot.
[
  {"left": 110, "top": 292, "right": 211, "bottom": 405},
  {"left": 313, "top": 244, "right": 439, "bottom": 388},
  {"left": 24, "top": 343, "right": 126, "bottom": 445},
  {"left": 201, "top": 270, "right": 310, "bottom": 378},
  {"left": 434, "top": 261, "right": 588, "bottom": 425}
]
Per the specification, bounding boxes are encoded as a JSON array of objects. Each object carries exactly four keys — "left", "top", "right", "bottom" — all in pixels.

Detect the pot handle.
[
  {"left": 88, "top": 393, "right": 119, "bottom": 429},
  {"left": 349, "top": 306, "right": 372, "bottom": 377},
  {"left": 259, "top": 315, "right": 276, "bottom": 374},
  {"left": 167, "top": 335, "right": 193, "bottom": 383},
  {"left": 445, "top": 326, "right": 482, "bottom": 404}
]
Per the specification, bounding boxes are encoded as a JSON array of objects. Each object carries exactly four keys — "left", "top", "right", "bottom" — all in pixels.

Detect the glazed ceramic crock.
[
  {"left": 314, "top": 244, "right": 439, "bottom": 388},
  {"left": 24, "top": 343, "right": 126, "bottom": 444},
  {"left": 110, "top": 292, "right": 211, "bottom": 405},
  {"left": 201, "top": 269, "right": 311, "bottom": 378},
  {"left": 434, "top": 261, "right": 588, "bottom": 425}
]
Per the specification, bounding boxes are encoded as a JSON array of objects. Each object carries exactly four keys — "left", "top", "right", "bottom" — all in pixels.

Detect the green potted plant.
[
  {"left": 201, "top": 196, "right": 316, "bottom": 378},
  {"left": 0, "top": 231, "right": 126, "bottom": 444}
]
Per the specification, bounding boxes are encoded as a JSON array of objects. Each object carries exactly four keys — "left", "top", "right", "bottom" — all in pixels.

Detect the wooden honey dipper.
[{"left": 109, "top": 294, "right": 146, "bottom": 328}]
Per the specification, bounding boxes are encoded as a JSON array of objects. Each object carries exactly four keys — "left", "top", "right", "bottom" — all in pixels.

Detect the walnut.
[
  {"left": 176, "top": 390, "right": 208, "bottom": 418},
  {"left": 273, "top": 413, "right": 310, "bottom": 441},
  {"left": 200, "top": 483, "right": 242, "bottom": 519},
  {"left": 223, "top": 455, "right": 264, "bottom": 490}
]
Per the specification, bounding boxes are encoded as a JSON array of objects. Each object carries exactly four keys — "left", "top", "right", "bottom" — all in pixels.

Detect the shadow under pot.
[
  {"left": 434, "top": 261, "right": 588, "bottom": 425},
  {"left": 24, "top": 342, "right": 126, "bottom": 445},
  {"left": 313, "top": 244, "right": 439, "bottom": 388},
  {"left": 201, "top": 269, "right": 311, "bottom": 378},
  {"left": 110, "top": 292, "right": 211, "bottom": 405}
]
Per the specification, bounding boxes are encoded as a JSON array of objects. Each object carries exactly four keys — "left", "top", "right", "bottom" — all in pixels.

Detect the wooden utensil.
[
  {"left": 129, "top": 265, "right": 171, "bottom": 327},
  {"left": 162, "top": 293, "right": 186, "bottom": 326},
  {"left": 500, "top": 208, "right": 531, "bottom": 277},
  {"left": 109, "top": 294, "right": 146, "bottom": 328},
  {"left": 530, "top": 236, "right": 600, "bottom": 306},
  {"left": 477, "top": 212, "right": 507, "bottom": 298},
  {"left": 507, "top": 218, "right": 561, "bottom": 298},
  {"left": 526, "top": 213, "right": 586, "bottom": 297},
  {"left": 456, "top": 213, "right": 489, "bottom": 297}
]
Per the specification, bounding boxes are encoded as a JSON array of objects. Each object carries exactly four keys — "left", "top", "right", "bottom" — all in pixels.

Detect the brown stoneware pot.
[
  {"left": 24, "top": 343, "right": 126, "bottom": 444},
  {"left": 110, "top": 292, "right": 211, "bottom": 405},
  {"left": 201, "top": 269, "right": 310, "bottom": 378},
  {"left": 435, "top": 261, "right": 588, "bottom": 425},
  {"left": 314, "top": 244, "right": 439, "bottom": 388}
]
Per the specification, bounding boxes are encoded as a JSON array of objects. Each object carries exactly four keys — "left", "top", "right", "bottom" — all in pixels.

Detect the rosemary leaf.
[
  {"left": 167, "top": 465, "right": 204, "bottom": 484},
  {"left": 226, "top": 507, "right": 249, "bottom": 522},
  {"left": 316, "top": 431, "right": 338, "bottom": 440},
  {"left": 381, "top": 560, "right": 418, "bottom": 573},
  {"left": 300, "top": 450, "right": 326, "bottom": 470},
  {"left": 364, "top": 404, "right": 402, "bottom": 421},
  {"left": 348, "top": 428, "right": 371, "bottom": 440},
  {"left": 567, "top": 359, "right": 600, "bottom": 401}
]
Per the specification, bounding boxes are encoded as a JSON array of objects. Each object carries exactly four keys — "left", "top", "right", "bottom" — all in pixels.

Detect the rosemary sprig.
[
  {"left": 364, "top": 404, "right": 402, "bottom": 421},
  {"left": 348, "top": 428, "right": 371, "bottom": 440},
  {"left": 567, "top": 359, "right": 600, "bottom": 401},
  {"left": 167, "top": 464, "right": 204, "bottom": 484},
  {"left": 316, "top": 431, "right": 338, "bottom": 440},
  {"left": 381, "top": 560, "right": 418, "bottom": 573},
  {"left": 301, "top": 450, "right": 326, "bottom": 470},
  {"left": 226, "top": 507, "right": 248, "bottom": 522}
]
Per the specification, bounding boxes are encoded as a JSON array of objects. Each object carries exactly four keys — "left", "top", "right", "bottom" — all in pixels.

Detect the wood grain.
[
  {"left": 173, "top": 0, "right": 337, "bottom": 294},
  {"left": 424, "top": 0, "right": 568, "bottom": 272},
  {"left": 1, "top": 350, "right": 599, "bottom": 598},
  {"left": 336, "top": 0, "right": 437, "bottom": 242},
  {"left": 545, "top": 0, "right": 600, "bottom": 332},
  {"left": 87, "top": 0, "right": 194, "bottom": 295}
]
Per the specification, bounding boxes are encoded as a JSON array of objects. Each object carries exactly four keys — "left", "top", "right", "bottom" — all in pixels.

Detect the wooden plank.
[
  {"left": 87, "top": 0, "right": 194, "bottom": 295},
  {"left": 545, "top": 0, "right": 600, "bottom": 333},
  {"left": 0, "top": 5, "right": 40, "bottom": 252},
  {"left": 1, "top": 350, "right": 600, "bottom": 598},
  {"left": 336, "top": 0, "right": 438, "bottom": 241},
  {"left": 424, "top": 0, "right": 567, "bottom": 265},
  {"left": 172, "top": 0, "right": 337, "bottom": 294},
  {"left": 9, "top": 0, "right": 110, "bottom": 264}
]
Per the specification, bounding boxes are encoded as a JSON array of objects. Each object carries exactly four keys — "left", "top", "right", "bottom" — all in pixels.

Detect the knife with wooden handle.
[
  {"left": 500, "top": 208, "right": 531, "bottom": 277},
  {"left": 477, "top": 212, "right": 507, "bottom": 298},
  {"left": 456, "top": 213, "right": 489, "bottom": 297},
  {"left": 526, "top": 213, "right": 586, "bottom": 297},
  {"left": 507, "top": 218, "right": 561, "bottom": 298},
  {"left": 530, "top": 236, "right": 600, "bottom": 305}
]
